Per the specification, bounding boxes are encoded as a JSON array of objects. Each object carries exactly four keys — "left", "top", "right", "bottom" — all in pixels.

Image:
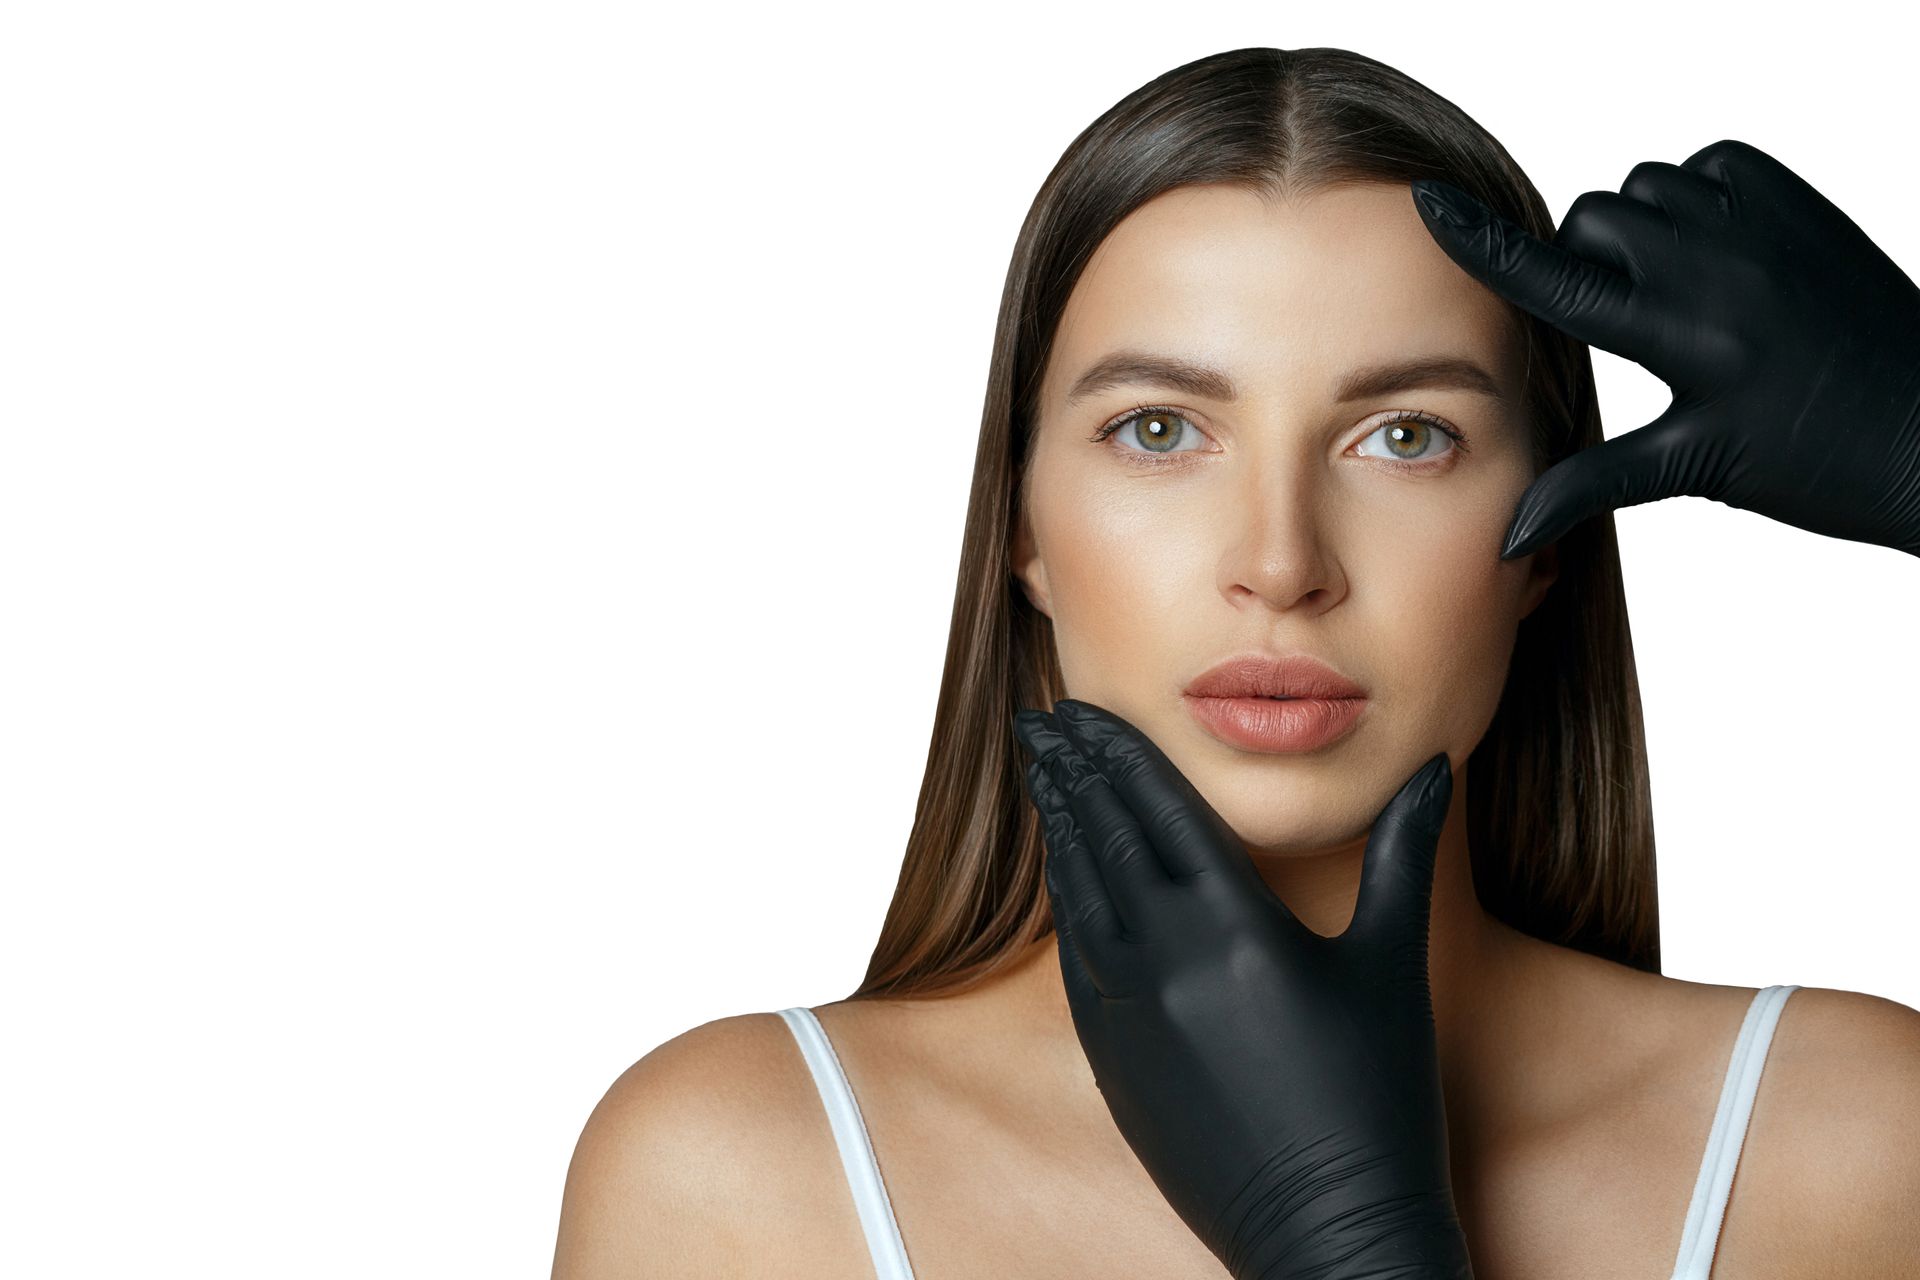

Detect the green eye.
[
  {"left": 1355, "top": 410, "right": 1469, "bottom": 464},
  {"left": 1086, "top": 404, "right": 1472, "bottom": 467},
  {"left": 1089, "top": 406, "right": 1207, "bottom": 455}
]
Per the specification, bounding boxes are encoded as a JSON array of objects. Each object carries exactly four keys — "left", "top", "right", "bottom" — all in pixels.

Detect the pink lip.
[
  {"left": 1183, "top": 694, "right": 1368, "bottom": 754},
  {"left": 1184, "top": 652, "right": 1367, "bottom": 700}
]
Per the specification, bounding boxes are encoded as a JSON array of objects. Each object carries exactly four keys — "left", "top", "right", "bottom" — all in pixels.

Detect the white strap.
[
  {"left": 777, "top": 1007, "right": 916, "bottom": 1279},
  {"left": 1669, "top": 984, "right": 1799, "bottom": 1278}
]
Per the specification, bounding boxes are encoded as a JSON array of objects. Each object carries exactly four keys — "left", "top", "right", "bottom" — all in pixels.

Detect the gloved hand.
[
  {"left": 1012, "top": 698, "right": 1473, "bottom": 1280},
  {"left": 1409, "top": 138, "right": 1920, "bottom": 561}
]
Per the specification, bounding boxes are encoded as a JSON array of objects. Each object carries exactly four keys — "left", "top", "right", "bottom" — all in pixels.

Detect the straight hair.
[{"left": 849, "top": 46, "right": 1658, "bottom": 1002}]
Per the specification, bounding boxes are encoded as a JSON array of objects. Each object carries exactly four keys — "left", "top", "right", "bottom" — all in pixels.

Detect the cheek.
[
  {"left": 1030, "top": 468, "right": 1217, "bottom": 698},
  {"left": 1357, "top": 525, "right": 1528, "bottom": 745},
  {"left": 1347, "top": 445, "right": 1536, "bottom": 724}
]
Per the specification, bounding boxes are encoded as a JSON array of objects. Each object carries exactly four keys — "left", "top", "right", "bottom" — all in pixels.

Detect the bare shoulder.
[
  {"left": 550, "top": 1010, "right": 848, "bottom": 1280},
  {"left": 1727, "top": 985, "right": 1920, "bottom": 1278}
]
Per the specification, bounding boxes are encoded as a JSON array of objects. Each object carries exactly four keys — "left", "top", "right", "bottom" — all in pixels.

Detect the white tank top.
[{"left": 778, "top": 983, "right": 1799, "bottom": 1280}]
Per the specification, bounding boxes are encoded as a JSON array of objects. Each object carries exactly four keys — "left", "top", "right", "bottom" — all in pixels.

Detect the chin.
[
  {"left": 1230, "top": 816, "right": 1374, "bottom": 858},
  {"left": 1181, "top": 759, "right": 1384, "bottom": 848},
  {"left": 1197, "top": 788, "right": 1370, "bottom": 851}
]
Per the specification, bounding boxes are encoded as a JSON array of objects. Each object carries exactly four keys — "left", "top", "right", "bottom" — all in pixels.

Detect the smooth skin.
[{"left": 551, "top": 179, "right": 1920, "bottom": 1280}]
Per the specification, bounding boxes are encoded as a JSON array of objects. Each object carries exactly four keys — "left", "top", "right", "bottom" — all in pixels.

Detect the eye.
[
  {"left": 1087, "top": 405, "right": 1210, "bottom": 456},
  {"left": 1353, "top": 410, "right": 1470, "bottom": 466},
  {"left": 1086, "top": 404, "right": 1475, "bottom": 468}
]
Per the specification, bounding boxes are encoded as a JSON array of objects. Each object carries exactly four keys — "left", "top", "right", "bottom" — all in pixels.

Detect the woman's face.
[{"left": 1013, "top": 180, "right": 1558, "bottom": 855}]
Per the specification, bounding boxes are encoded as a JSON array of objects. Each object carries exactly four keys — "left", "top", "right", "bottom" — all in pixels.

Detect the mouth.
[
  {"left": 1186, "top": 693, "right": 1364, "bottom": 708},
  {"left": 1182, "top": 652, "right": 1368, "bottom": 702},
  {"left": 1182, "top": 691, "right": 1369, "bottom": 754}
]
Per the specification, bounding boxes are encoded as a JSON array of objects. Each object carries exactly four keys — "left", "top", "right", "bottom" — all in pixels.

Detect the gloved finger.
[
  {"left": 1030, "top": 711, "right": 1170, "bottom": 944},
  {"left": 1499, "top": 403, "right": 1705, "bottom": 559},
  {"left": 1040, "top": 830, "right": 1108, "bottom": 1020},
  {"left": 1016, "top": 711, "right": 1125, "bottom": 953},
  {"left": 1680, "top": 138, "right": 1799, "bottom": 215},
  {"left": 1681, "top": 139, "right": 1849, "bottom": 254},
  {"left": 1410, "top": 178, "right": 1642, "bottom": 358},
  {"left": 1554, "top": 188, "right": 1676, "bottom": 284},
  {"left": 1049, "top": 699, "right": 1266, "bottom": 892},
  {"left": 1343, "top": 752, "right": 1451, "bottom": 962},
  {"left": 1027, "top": 756, "right": 1134, "bottom": 998},
  {"left": 1616, "top": 158, "right": 1730, "bottom": 227}
]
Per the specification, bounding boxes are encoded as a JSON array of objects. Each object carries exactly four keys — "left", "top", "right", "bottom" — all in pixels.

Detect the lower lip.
[{"left": 1182, "top": 695, "right": 1368, "bottom": 753}]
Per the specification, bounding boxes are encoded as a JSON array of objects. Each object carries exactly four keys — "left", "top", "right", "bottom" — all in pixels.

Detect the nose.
[{"left": 1216, "top": 460, "right": 1347, "bottom": 614}]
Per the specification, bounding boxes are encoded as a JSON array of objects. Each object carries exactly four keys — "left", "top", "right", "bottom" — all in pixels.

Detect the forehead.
[{"left": 1042, "top": 181, "right": 1521, "bottom": 403}]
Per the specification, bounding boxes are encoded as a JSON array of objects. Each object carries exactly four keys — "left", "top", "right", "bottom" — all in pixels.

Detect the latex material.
[
  {"left": 1409, "top": 139, "right": 1920, "bottom": 561},
  {"left": 1012, "top": 699, "right": 1474, "bottom": 1280}
]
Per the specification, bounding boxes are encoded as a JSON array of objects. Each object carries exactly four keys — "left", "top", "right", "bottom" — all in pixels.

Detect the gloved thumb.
[
  {"left": 1345, "top": 752, "right": 1451, "bottom": 958},
  {"left": 1500, "top": 404, "right": 1705, "bottom": 558}
]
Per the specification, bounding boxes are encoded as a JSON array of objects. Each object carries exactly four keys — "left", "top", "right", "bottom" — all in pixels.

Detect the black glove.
[
  {"left": 1012, "top": 699, "right": 1473, "bottom": 1280},
  {"left": 1410, "top": 138, "right": 1920, "bottom": 560}
]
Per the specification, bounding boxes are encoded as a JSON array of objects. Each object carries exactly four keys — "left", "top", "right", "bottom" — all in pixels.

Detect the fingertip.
[
  {"left": 1052, "top": 699, "right": 1113, "bottom": 740},
  {"left": 1500, "top": 504, "right": 1542, "bottom": 559},
  {"left": 1412, "top": 178, "right": 1487, "bottom": 231},
  {"left": 1052, "top": 699, "right": 1124, "bottom": 765},
  {"left": 1051, "top": 699, "right": 1157, "bottom": 767},
  {"left": 1386, "top": 753, "right": 1452, "bottom": 833},
  {"left": 1022, "top": 764, "right": 1067, "bottom": 837},
  {"left": 1014, "top": 709, "right": 1070, "bottom": 763},
  {"left": 1400, "top": 750, "right": 1442, "bottom": 801},
  {"left": 1049, "top": 699, "right": 1091, "bottom": 742},
  {"left": 1037, "top": 707, "right": 1105, "bottom": 787}
]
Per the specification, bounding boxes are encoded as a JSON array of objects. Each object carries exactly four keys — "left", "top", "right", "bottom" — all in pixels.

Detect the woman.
[{"left": 553, "top": 47, "right": 1920, "bottom": 1278}]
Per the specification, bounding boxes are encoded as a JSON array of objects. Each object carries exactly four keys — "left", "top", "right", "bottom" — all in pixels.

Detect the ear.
[
  {"left": 1518, "top": 540, "right": 1559, "bottom": 620},
  {"left": 1010, "top": 496, "right": 1053, "bottom": 618}
]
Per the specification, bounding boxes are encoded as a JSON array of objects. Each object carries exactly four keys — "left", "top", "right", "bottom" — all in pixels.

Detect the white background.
[{"left": 5, "top": 2, "right": 1917, "bottom": 1275}]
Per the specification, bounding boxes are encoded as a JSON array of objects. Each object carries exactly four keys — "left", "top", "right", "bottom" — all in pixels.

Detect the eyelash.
[{"left": 1086, "top": 403, "right": 1472, "bottom": 467}]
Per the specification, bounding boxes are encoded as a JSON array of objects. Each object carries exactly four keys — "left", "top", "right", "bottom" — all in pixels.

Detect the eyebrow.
[{"left": 1062, "top": 350, "right": 1508, "bottom": 407}]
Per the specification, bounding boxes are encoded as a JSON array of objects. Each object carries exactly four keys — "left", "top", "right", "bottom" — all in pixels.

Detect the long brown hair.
[{"left": 849, "top": 46, "right": 1657, "bottom": 1001}]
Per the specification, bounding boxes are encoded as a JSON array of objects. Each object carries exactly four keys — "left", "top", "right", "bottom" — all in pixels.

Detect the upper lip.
[{"left": 1184, "top": 652, "right": 1367, "bottom": 700}]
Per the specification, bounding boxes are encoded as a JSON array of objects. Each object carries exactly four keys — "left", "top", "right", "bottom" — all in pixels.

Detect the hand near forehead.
[
  {"left": 1411, "top": 139, "right": 1920, "bottom": 561},
  {"left": 1012, "top": 698, "right": 1474, "bottom": 1279}
]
